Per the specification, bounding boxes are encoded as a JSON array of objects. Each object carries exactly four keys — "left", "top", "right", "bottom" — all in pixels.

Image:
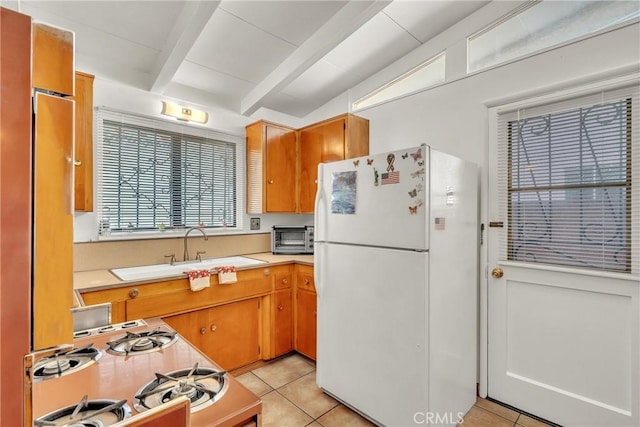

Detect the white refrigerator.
[{"left": 314, "top": 144, "right": 478, "bottom": 426}]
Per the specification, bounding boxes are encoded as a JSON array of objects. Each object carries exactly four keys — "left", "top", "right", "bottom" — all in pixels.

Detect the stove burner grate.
[
  {"left": 106, "top": 328, "right": 178, "bottom": 356},
  {"left": 134, "top": 363, "right": 229, "bottom": 413},
  {"left": 34, "top": 395, "right": 131, "bottom": 427},
  {"left": 33, "top": 344, "right": 101, "bottom": 381}
]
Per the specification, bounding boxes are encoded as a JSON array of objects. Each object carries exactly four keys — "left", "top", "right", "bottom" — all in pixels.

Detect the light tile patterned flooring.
[{"left": 234, "top": 353, "right": 555, "bottom": 427}]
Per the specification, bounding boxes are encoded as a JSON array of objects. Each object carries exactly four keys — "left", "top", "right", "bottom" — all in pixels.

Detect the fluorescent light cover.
[{"left": 161, "top": 101, "right": 208, "bottom": 124}]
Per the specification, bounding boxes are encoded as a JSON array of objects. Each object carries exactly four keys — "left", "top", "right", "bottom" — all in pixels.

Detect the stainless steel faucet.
[{"left": 183, "top": 227, "right": 208, "bottom": 261}]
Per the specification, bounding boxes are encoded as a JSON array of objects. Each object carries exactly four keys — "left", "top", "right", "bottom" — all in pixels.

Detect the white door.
[{"left": 486, "top": 87, "right": 639, "bottom": 426}]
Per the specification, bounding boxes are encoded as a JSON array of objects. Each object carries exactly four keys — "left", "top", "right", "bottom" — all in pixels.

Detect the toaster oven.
[{"left": 272, "top": 225, "right": 314, "bottom": 254}]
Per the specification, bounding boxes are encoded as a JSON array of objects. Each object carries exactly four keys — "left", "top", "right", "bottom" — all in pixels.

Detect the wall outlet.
[{"left": 250, "top": 217, "right": 260, "bottom": 230}]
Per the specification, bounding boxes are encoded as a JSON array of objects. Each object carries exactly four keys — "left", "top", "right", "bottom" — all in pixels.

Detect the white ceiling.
[{"left": 3, "top": 0, "right": 489, "bottom": 118}]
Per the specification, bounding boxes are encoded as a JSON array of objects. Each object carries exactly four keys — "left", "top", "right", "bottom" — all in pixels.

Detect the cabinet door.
[
  {"left": 164, "top": 300, "right": 260, "bottom": 371},
  {"left": 73, "top": 71, "right": 94, "bottom": 211},
  {"left": 206, "top": 299, "right": 261, "bottom": 370},
  {"left": 299, "top": 119, "right": 345, "bottom": 213},
  {"left": 296, "top": 290, "right": 317, "bottom": 360},
  {"left": 32, "top": 93, "right": 74, "bottom": 350},
  {"left": 163, "top": 309, "right": 207, "bottom": 351},
  {"left": 32, "top": 22, "right": 74, "bottom": 95},
  {"left": 265, "top": 124, "right": 297, "bottom": 212},
  {"left": 274, "top": 289, "right": 293, "bottom": 357}
]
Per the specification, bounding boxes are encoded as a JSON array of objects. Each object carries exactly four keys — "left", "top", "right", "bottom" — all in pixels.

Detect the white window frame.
[
  {"left": 490, "top": 75, "right": 640, "bottom": 277},
  {"left": 352, "top": 51, "right": 446, "bottom": 112},
  {"left": 95, "top": 107, "right": 245, "bottom": 240},
  {"left": 468, "top": 0, "right": 640, "bottom": 74}
]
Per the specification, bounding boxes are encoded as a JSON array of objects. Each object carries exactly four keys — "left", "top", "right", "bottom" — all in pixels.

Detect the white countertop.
[{"left": 74, "top": 252, "right": 313, "bottom": 292}]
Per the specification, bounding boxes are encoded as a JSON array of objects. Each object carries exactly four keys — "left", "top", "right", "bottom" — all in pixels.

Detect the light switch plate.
[{"left": 250, "top": 218, "right": 260, "bottom": 230}]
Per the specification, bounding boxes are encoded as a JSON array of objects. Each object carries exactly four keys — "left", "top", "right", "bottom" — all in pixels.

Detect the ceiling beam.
[
  {"left": 240, "top": 0, "right": 391, "bottom": 116},
  {"left": 149, "top": 0, "right": 220, "bottom": 93}
]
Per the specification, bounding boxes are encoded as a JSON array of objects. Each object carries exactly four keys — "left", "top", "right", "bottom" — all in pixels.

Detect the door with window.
[{"left": 487, "top": 84, "right": 639, "bottom": 426}]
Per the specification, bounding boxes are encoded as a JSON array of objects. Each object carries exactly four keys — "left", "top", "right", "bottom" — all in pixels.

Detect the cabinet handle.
[
  {"left": 129, "top": 288, "right": 139, "bottom": 298},
  {"left": 264, "top": 269, "right": 270, "bottom": 276},
  {"left": 282, "top": 278, "right": 288, "bottom": 285},
  {"left": 268, "top": 179, "right": 274, "bottom": 184},
  {"left": 210, "top": 324, "right": 217, "bottom": 332},
  {"left": 304, "top": 279, "right": 310, "bottom": 285},
  {"left": 74, "top": 160, "right": 82, "bottom": 166},
  {"left": 278, "top": 304, "right": 284, "bottom": 311},
  {"left": 200, "top": 327, "right": 206, "bottom": 335}
]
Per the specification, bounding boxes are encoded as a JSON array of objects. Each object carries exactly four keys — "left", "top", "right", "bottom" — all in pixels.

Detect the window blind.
[
  {"left": 496, "top": 85, "right": 640, "bottom": 274},
  {"left": 96, "top": 108, "right": 244, "bottom": 235}
]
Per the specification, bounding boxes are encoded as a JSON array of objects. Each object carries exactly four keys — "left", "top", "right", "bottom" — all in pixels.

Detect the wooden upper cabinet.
[
  {"left": 32, "top": 22, "right": 74, "bottom": 95},
  {"left": 73, "top": 71, "right": 94, "bottom": 212},
  {"left": 32, "top": 93, "right": 74, "bottom": 350},
  {"left": 246, "top": 114, "right": 368, "bottom": 214},
  {"left": 298, "top": 114, "right": 369, "bottom": 213},
  {"left": 246, "top": 121, "right": 297, "bottom": 213}
]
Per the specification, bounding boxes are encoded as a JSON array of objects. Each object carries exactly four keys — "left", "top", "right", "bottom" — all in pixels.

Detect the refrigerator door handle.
[
  {"left": 314, "top": 164, "right": 325, "bottom": 298},
  {"left": 314, "top": 243, "right": 324, "bottom": 298},
  {"left": 313, "top": 164, "right": 325, "bottom": 242}
]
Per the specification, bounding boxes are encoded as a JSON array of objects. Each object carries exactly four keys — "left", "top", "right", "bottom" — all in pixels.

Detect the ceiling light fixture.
[{"left": 161, "top": 101, "right": 208, "bottom": 124}]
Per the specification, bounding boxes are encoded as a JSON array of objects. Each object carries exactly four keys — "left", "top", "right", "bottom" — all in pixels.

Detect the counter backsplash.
[{"left": 74, "top": 233, "right": 271, "bottom": 271}]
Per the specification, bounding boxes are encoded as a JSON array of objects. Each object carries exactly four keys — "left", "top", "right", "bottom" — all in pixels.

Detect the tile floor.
[{"left": 233, "top": 353, "right": 555, "bottom": 427}]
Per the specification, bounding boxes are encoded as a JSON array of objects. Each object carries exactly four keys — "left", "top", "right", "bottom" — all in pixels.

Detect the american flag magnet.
[{"left": 381, "top": 171, "right": 399, "bottom": 185}]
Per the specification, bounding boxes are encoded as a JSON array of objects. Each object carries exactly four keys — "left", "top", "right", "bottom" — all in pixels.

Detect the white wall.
[
  {"left": 300, "top": 1, "right": 640, "bottom": 396},
  {"left": 301, "top": 3, "right": 640, "bottom": 241}
]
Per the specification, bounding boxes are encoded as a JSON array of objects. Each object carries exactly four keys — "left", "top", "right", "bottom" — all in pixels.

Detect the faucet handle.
[
  {"left": 196, "top": 251, "right": 206, "bottom": 261},
  {"left": 164, "top": 254, "right": 176, "bottom": 265}
]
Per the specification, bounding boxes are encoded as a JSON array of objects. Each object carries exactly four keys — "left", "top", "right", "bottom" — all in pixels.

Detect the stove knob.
[
  {"left": 129, "top": 288, "right": 139, "bottom": 298},
  {"left": 200, "top": 327, "right": 206, "bottom": 335}
]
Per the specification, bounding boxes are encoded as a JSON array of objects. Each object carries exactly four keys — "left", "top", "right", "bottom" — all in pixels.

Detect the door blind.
[
  {"left": 96, "top": 108, "right": 244, "bottom": 235},
  {"left": 496, "top": 84, "right": 640, "bottom": 274}
]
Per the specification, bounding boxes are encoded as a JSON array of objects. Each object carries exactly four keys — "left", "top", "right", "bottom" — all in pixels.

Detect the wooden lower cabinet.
[
  {"left": 163, "top": 298, "right": 261, "bottom": 371},
  {"left": 295, "top": 265, "right": 317, "bottom": 360},
  {"left": 295, "top": 290, "right": 317, "bottom": 360},
  {"left": 273, "top": 289, "right": 293, "bottom": 357},
  {"left": 79, "top": 263, "right": 318, "bottom": 367}
]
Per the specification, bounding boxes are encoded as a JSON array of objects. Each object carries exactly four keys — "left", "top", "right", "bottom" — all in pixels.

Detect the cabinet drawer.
[
  {"left": 297, "top": 273, "right": 315, "bottom": 292},
  {"left": 126, "top": 274, "right": 272, "bottom": 320},
  {"left": 275, "top": 271, "right": 292, "bottom": 290}
]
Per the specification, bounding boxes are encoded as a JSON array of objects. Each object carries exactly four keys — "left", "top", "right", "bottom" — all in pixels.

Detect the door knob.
[{"left": 491, "top": 267, "right": 504, "bottom": 278}]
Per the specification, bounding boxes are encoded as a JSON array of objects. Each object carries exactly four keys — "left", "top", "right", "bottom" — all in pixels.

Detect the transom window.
[
  {"left": 497, "top": 86, "right": 639, "bottom": 273},
  {"left": 96, "top": 108, "right": 244, "bottom": 236},
  {"left": 468, "top": 0, "right": 639, "bottom": 73}
]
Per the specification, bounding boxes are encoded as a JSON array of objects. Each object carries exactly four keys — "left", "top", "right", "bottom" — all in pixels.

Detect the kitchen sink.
[{"left": 110, "top": 256, "right": 267, "bottom": 281}]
